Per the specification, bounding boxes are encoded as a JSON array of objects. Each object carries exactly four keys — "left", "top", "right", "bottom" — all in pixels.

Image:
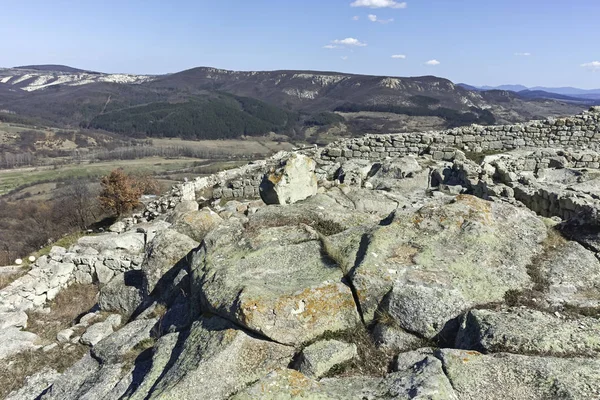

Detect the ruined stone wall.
[
  {"left": 318, "top": 107, "right": 600, "bottom": 163},
  {"left": 143, "top": 107, "right": 600, "bottom": 220}
]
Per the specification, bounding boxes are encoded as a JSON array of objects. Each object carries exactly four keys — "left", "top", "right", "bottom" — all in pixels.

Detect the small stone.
[
  {"left": 80, "top": 322, "right": 114, "bottom": 346},
  {"left": 43, "top": 343, "right": 58, "bottom": 352},
  {"left": 57, "top": 328, "right": 74, "bottom": 344}
]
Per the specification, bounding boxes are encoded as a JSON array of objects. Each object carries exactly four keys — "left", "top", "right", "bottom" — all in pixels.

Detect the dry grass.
[
  {"left": 0, "top": 269, "right": 28, "bottom": 290},
  {"left": 27, "top": 283, "right": 99, "bottom": 342},
  {"left": 0, "top": 345, "right": 88, "bottom": 399}
]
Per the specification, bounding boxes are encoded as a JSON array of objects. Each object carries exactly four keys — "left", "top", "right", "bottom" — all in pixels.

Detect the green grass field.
[{"left": 0, "top": 157, "right": 204, "bottom": 196}]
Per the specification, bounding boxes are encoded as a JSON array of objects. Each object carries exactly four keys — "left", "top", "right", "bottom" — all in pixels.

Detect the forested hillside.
[{"left": 89, "top": 94, "right": 297, "bottom": 139}]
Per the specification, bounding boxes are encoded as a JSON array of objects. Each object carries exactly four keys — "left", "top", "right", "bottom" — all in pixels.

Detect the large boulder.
[
  {"left": 141, "top": 229, "right": 199, "bottom": 298},
  {"left": 366, "top": 157, "right": 423, "bottom": 190},
  {"left": 146, "top": 315, "right": 294, "bottom": 400},
  {"left": 456, "top": 308, "right": 600, "bottom": 357},
  {"left": 438, "top": 349, "right": 600, "bottom": 399},
  {"left": 335, "top": 159, "right": 374, "bottom": 186},
  {"left": 98, "top": 271, "right": 145, "bottom": 317},
  {"left": 259, "top": 154, "right": 318, "bottom": 205},
  {"left": 169, "top": 208, "right": 223, "bottom": 243},
  {"left": 327, "top": 194, "right": 547, "bottom": 338},
  {"left": 191, "top": 221, "right": 361, "bottom": 345}
]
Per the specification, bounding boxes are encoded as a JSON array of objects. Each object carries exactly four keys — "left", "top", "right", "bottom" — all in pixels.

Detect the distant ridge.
[
  {"left": 13, "top": 64, "right": 97, "bottom": 74},
  {"left": 458, "top": 83, "right": 600, "bottom": 102}
]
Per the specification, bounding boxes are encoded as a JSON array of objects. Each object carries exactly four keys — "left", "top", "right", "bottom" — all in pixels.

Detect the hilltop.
[{"left": 1, "top": 108, "right": 600, "bottom": 398}]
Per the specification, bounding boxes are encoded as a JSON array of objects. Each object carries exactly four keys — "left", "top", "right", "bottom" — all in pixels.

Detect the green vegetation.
[
  {"left": 409, "top": 95, "right": 441, "bottom": 107},
  {"left": 334, "top": 103, "right": 496, "bottom": 127},
  {"left": 304, "top": 112, "right": 345, "bottom": 127},
  {"left": 0, "top": 158, "right": 198, "bottom": 196},
  {"left": 89, "top": 94, "right": 298, "bottom": 140},
  {"left": 35, "top": 232, "right": 85, "bottom": 258}
]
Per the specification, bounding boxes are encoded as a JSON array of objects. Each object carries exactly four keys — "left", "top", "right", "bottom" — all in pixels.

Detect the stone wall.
[
  {"left": 142, "top": 107, "right": 600, "bottom": 220},
  {"left": 453, "top": 148, "right": 600, "bottom": 222},
  {"left": 318, "top": 106, "right": 600, "bottom": 163},
  {"left": 0, "top": 244, "right": 144, "bottom": 313}
]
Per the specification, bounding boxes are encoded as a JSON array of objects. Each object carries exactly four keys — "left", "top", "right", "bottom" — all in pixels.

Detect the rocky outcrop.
[
  {"left": 456, "top": 308, "right": 600, "bottom": 357},
  {"left": 141, "top": 229, "right": 198, "bottom": 298},
  {"left": 326, "top": 194, "right": 547, "bottom": 337},
  {"left": 438, "top": 349, "right": 600, "bottom": 399},
  {"left": 146, "top": 315, "right": 294, "bottom": 399},
  {"left": 259, "top": 153, "right": 318, "bottom": 205},
  {"left": 7, "top": 111, "right": 600, "bottom": 399},
  {"left": 191, "top": 220, "right": 360, "bottom": 345}
]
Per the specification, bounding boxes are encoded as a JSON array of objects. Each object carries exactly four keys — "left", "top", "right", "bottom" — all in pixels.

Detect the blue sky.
[{"left": 1, "top": 0, "right": 599, "bottom": 88}]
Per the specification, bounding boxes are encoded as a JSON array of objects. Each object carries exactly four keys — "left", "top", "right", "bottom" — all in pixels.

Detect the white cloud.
[
  {"left": 351, "top": 0, "right": 407, "bottom": 8},
  {"left": 515, "top": 52, "right": 531, "bottom": 56},
  {"left": 581, "top": 61, "right": 600, "bottom": 70},
  {"left": 425, "top": 59, "right": 440, "bottom": 66},
  {"left": 352, "top": 15, "right": 360, "bottom": 20},
  {"left": 331, "top": 37, "right": 367, "bottom": 47},
  {"left": 341, "top": 56, "right": 349, "bottom": 61},
  {"left": 368, "top": 14, "right": 394, "bottom": 23},
  {"left": 323, "top": 44, "right": 340, "bottom": 49},
  {"left": 391, "top": 54, "right": 406, "bottom": 59}
]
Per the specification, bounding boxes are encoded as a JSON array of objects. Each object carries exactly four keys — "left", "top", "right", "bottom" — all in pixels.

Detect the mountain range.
[
  {"left": 0, "top": 65, "right": 591, "bottom": 141},
  {"left": 459, "top": 83, "right": 600, "bottom": 100}
]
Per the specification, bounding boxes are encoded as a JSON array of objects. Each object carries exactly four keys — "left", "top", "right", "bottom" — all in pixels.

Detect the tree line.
[{"left": 334, "top": 103, "right": 496, "bottom": 127}]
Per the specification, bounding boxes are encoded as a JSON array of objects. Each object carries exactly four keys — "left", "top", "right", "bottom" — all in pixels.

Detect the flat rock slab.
[
  {"left": 248, "top": 192, "right": 379, "bottom": 236},
  {"left": 0, "top": 327, "right": 40, "bottom": 360},
  {"left": 6, "top": 368, "right": 59, "bottom": 400},
  {"left": 92, "top": 318, "right": 157, "bottom": 364},
  {"left": 80, "top": 315, "right": 121, "bottom": 347},
  {"left": 439, "top": 349, "right": 600, "bottom": 400},
  {"left": 77, "top": 232, "right": 145, "bottom": 255},
  {"left": 0, "top": 310, "right": 28, "bottom": 329},
  {"left": 191, "top": 221, "right": 360, "bottom": 345},
  {"left": 230, "top": 369, "right": 383, "bottom": 400},
  {"left": 539, "top": 241, "right": 600, "bottom": 308},
  {"left": 456, "top": 308, "right": 600, "bottom": 357}
]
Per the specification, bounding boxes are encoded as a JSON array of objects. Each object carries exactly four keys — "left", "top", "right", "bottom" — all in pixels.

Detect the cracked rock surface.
[{"left": 5, "top": 145, "right": 600, "bottom": 400}]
